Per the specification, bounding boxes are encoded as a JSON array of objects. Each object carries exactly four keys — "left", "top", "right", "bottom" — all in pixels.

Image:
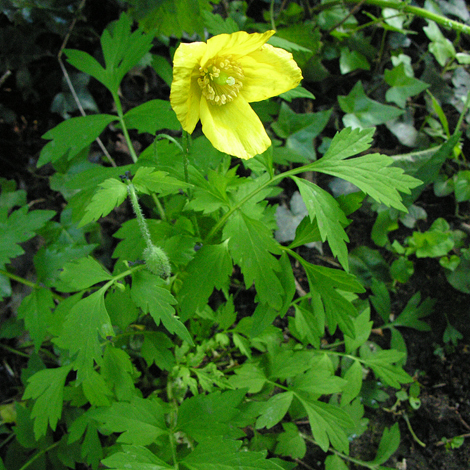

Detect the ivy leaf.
[
  {"left": 17, "top": 288, "right": 54, "bottom": 352},
  {"left": 181, "top": 438, "right": 284, "bottom": 470},
  {"left": 101, "top": 445, "right": 172, "bottom": 470},
  {"left": 385, "top": 63, "right": 429, "bottom": 108},
  {"left": 23, "top": 364, "right": 72, "bottom": 439},
  {"left": 292, "top": 176, "right": 350, "bottom": 270},
  {"left": 79, "top": 178, "right": 128, "bottom": 227},
  {"left": 338, "top": 81, "right": 404, "bottom": 128},
  {"left": 223, "top": 211, "right": 284, "bottom": 309},
  {"left": 178, "top": 241, "right": 233, "bottom": 321},
  {"left": 0, "top": 206, "right": 55, "bottom": 267},
  {"left": 123, "top": 99, "right": 180, "bottom": 134},
  {"left": 37, "top": 114, "right": 117, "bottom": 167},
  {"left": 131, "top": 270, "right": 193, "bottom": 345},
  {"left": 296, "top": 396, "right": 353, "bottom": 454},
  {"left": 53, "top": 287, "right": 114, "bottom": 383},
  {"left": 95, "top": 396, "right": 168, "bottom": 446},
  {"left": 55, "top": 256, "right": 113, "bottom": 292}
]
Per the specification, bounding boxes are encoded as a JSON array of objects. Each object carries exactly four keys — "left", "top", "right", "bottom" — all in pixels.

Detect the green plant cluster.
[{"left": 1, "top": 1, "right": 469, "bottom": 469}]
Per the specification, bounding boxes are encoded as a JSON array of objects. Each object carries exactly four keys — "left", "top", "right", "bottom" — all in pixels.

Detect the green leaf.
[
  {"left": 64, "top": 49, "right": 107, "bottom": 90},
  {"left": 133, "top": 167, "right": 192, "bottom": 197},
  {"left": 275, "top": 423, "right": 306, "bottom": 459},
  {"left": 370, "top": 423, "right": 400, "bottom": 465},
  {"left": 131, "top": 269, "right": 193, "bottom": 345},
  {"left": 321, "top": 127, "right": 375, "bottom": 162},
  {"left": 361, "top": 349, "right": 413, "bottom": 388},
  {"left": 0, "top": 206, "right": 55, "bottom": 267},
  {"left": 345, "top": 308, "right": 373, "bottom": 353},
  {"left": 95, "top": 396, "right": 167, "bottom": 446},
  {"left": 141, "top": 332, "right": 175, "bottom": 372},
  {"left": 292, "top": 176, "right": 350, "bottom": 269},
  {"left": 23, "top": 364, "right": 72, "bottom": 439},
  {"left": 294, "top": 301, "right": 324, "bottom": 348},
  {"left": 37, "top": 114, "right": 117, "bottom": 167},
  {"left": 325, "top": 454, "right": 350, "bottom": 470},
  {"left": 229, "top": 362, "right": 267, "bottom": 393},
  {"left": 82, "top": 370, "right": 113, "bottom": 407},
  {"left": 53, "top": 287, "right": 114, "bottom": 382},
  {"left": 123, "top": 99, "right": 180, "bottom": 134},
  {"left": 202, "top": 10, "right": 240, "bottom": 35},
  {"left": 424, "top": 21, "right": 456, "bottom": 66},
  {"left": 79, "top": 178, "right": 128, "bottom": 227},
  {"left": 256, "top": 392, "right": 294, "bottom": 429},
  {"left": 392, "top": 292, "right": 434, "bottom": 331},
  {"left": 223, "top": 211, "right": 284, "bottom": 309},
  {"left": 312, "top": 153, "right": 421, "bottom": 212},
  {"left": 56, "top": 256, "right": 113, "bottom": 292},
  {"left": 296, "top": 396, "right": 353, "bottom": 453},
  {"left": 17, "top": 288, "right": 54, "bottom": 352},
  {"left": 338, "top": 81, "right": 404, "bottom": 129},
  {"left": 102, "top": 345, "right": 137, "bottom": 401},
  {"left": 339, "top": 47, "right": 370, "bottom": 74},
  {"left": 269, "top": 350, "right": 313, "bottom": 380},
  {"left": 292, "top": 362, "right": 346, "bottom": 397},
  {"left": 178, "top": 242, "right": 233, "bottom": 320},
  {"left": 101, "top": 445, "right": 172, "bottom": 470},
  {"left": 181, "top": 438, "right": 283, "bottom": 470},
  {"left": 385, "top": 63, "right": 429, "bottom": 108},
  {"left": 177, "top": 390, "right": 247, "bottom": 442},
  {"left": 341, "top": 360, "right": 363, "bottom": 406}
]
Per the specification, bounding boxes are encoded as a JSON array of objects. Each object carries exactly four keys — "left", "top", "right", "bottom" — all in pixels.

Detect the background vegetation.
[{"left": 1, "top": 1, "right": 469, "bottom": 469}]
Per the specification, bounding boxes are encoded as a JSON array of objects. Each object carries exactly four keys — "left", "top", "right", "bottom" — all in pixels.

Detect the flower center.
[{"left": 198, "top": 56, "right": 244, "bottom": 106}]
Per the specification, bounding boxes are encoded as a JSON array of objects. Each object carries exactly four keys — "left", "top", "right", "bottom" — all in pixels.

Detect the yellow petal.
[
  {"left": 239, "top": 44, "right": 303, "bottom": 103},
  {"left": 201, "top": 30, "right": 275, "bottom": 67},
  {"left": 170, "top": 41, "right": 207, "bottom": 133},
  {"left": 199, "top": 97, "right": 271, "bottom": 159}
]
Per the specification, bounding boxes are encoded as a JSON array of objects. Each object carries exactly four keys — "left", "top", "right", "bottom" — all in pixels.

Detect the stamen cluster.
[{"left": 198, "top": 56, "right": 244, "bottom": 106}]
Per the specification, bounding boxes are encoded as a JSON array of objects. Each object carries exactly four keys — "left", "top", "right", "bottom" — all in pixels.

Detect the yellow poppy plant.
[{"left": 170, "top": 30, "right": 303, "bottom": 159}]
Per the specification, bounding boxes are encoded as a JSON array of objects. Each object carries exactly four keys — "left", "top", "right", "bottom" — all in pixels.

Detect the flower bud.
[{"left": 143, "top": 245, "right": 171, "bottom": 279}]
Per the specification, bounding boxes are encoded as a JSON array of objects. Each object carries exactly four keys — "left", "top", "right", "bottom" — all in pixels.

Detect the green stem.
[
  {"left": 318, "top": 0, "right": 470, "bottom": 35},
  {"left": 127, "top": 183, "right": 154, "bottom": 251},
  {"left": 18, "top": 441, "right": 61, "bottom": 470},
  {"left": 113, "top": 91, "right": 139, "bottom": 164},
  {"left": 0, "top": 269, "right": 63, "bottom": 301},
  {"left": 204, "top": 165, "right": 306, "bottom": 243}
]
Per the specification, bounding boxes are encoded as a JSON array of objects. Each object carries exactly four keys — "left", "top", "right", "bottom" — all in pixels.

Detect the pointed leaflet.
[
  {"left": 17, "top": 288, "right": 54, "bottom": 352},
  {"left": 23, "top": 364, "right": 73, "bottom": 439},
  {"left": 223, "top": 210, "right": 284, "bottom": 309},
  {"left": 55, "top": 256, "right": 113, "bottom": 292},
  {"left": 361, "top": 349, "right": 412, "bottom": 388},
  {"left": 369, "top": 423, "right": 400, "bottom": 465},
  {"left": 178, "top": 242, "right": 233, "bottom": 321},
  {"left": 37, "top": 114, "right": 117, "bottom": 167},
  {"left": 181, "top": 438, "right": 284, "bottom": 470},
  {"left": 0, "top": 206, "right": 54, "bottom": 267},
  {"left": 123, "top": 100, "right": 180, "bottom": 134},
  {"left": 79, "top": 178, "right": 128, "bottom": 227},
  {"left": 94, "top": 396, "right": 167, "bottom": 446},
  {"left": 296, "top": 396, "right": 353, "bottom": 454},
  {"left": 53, "top": 287, "right": 114, "bottom": 383},
  {"left": 176, "top": 390, "right": 247, "bottom": 441},
  {"left": 132, "top": 166, "right": 191, "bottom": 197},
  {"left": 256, "top": 392, "right": 294, "bottom": 429},
  {"left": 291, "top": 176, "right": 350, "bottom": 270},
  {"left": 275, "top": 423, "right": 306, "bottom": 459},
  {"left": 65, "top": 13, "right": 154, "bottom": 95},
  {"left": 101, "top": 445, "right": 172, "bottom": 470},
  {"left": 322, "top": 127, "right": 375, "bottom": 163},
  {"left": 131, "top": 270, "right": 193, "bottom": 345}
]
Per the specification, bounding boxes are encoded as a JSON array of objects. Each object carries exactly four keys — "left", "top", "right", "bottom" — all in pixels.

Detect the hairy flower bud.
[{"left": 143, "top": 245, "right": 171, "bottom": 279}]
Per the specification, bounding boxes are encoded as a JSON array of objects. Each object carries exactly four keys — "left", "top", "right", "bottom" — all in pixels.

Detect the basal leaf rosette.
[{"left": 170, "top": 30, "right": 303, "bottom": 159}]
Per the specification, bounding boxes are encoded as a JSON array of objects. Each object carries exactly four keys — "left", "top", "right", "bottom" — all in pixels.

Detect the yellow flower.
[{"left": 170, "top": 30, "right": 303, "bottom": 159}]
